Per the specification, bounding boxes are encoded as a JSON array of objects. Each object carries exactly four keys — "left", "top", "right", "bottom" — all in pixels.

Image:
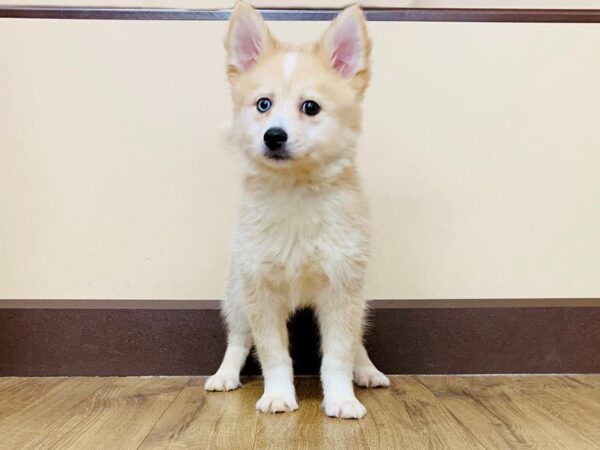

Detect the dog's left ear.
[{"left": 317, "top": 5, "right": 372, "bottom": 93}]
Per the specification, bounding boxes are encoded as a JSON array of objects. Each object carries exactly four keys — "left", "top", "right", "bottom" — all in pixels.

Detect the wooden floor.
[{"left": 1, "top": 376, "right": 600, "bottom": 449}]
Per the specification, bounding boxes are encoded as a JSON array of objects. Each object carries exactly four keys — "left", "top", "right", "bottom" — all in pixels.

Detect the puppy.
[{"left": 205, "top": 2, "right": 389, "bottom": 419}]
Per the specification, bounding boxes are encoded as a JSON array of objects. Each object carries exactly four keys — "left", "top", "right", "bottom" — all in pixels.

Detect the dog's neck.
[{"left": 243, "top": 157, "right": 359, "bottom": 195}]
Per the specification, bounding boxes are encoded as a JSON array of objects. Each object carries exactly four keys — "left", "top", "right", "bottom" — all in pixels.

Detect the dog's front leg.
[
  {"left": 316, "top": 287, "right": 367, "bottom": 419},
  {"left": 245, "top": 279, "right": 298, "bottom": 414}
]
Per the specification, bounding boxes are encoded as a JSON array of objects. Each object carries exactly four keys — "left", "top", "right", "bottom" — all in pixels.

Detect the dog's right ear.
[{"left": 225, "top": 2, "right": 274, "bottom": 78}]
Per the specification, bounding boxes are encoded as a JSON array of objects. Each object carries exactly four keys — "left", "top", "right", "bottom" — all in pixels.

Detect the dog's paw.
[
  {"left": 256, "top": 391, "right": 299, "bottom": 413},
  {"left": 323, "top": 396, "right": 367, "bottom": 419},
  {"left": 204, "top": 372, "right": 241, "bottom": 392},
  {"left": 353, "top": 366, "right": 390, "bottom": 388}
]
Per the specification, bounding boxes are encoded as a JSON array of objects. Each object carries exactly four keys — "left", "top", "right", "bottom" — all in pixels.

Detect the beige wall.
[{"left": 1, "top": 19, "right": 599, "bottom": 300}]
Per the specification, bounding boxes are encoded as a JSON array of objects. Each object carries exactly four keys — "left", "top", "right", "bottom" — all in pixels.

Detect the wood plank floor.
[{"left": 1, "top": 376, "right": 600, "bottom": 449}]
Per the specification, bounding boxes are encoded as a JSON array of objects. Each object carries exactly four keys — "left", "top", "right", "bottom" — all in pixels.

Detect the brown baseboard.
[{"left": 0, "top": 300, "right": 599, "bottom": 376}]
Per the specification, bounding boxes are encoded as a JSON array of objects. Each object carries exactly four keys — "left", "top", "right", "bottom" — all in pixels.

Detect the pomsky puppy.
[{"left": 205, "top": 2, "right": 389, "bottom": 419}]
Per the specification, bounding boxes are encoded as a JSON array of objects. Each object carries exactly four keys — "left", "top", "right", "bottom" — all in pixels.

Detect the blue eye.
[{"left": 257, "top": 98, "right": 272, "bottom": 113}]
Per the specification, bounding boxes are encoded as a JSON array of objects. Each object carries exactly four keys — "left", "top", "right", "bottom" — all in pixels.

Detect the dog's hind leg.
[
  {"left": 205, "top": 272, "right": 253, "bottom": 392},
  {"left": 353, "top": 343, "right": 390, "bottom": 388}
]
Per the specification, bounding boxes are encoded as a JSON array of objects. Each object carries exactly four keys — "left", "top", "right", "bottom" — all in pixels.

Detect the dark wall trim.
[
  {"left": 1, "top": 6, "right": 600, "bottom": 23},
  {"left": 0, "top": 303, "right": 598, "bottom": 376},
  {"left": 1, "top": 298, "right": 600, "bottom": 309}
]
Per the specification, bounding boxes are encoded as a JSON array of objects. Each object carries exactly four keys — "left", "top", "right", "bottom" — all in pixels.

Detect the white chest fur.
[{"left": 232, "top": 179, "right": 369, "bottom": 305}]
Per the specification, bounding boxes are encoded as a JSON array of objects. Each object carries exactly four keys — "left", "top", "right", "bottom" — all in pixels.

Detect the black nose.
[{"left": 264, "top": 127, "right": 288, "bottom": 151}]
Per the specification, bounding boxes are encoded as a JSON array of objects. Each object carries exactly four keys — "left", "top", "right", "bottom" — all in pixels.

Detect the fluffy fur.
[{"left": 205, "top": 2, "right": 389, "bottom": 419}]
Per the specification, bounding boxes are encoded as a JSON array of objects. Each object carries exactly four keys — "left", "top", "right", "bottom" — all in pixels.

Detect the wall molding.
[
  {"left": 0, "top": 301, "right": 598, "bottom": 376},
  {"left": 1, "top": 298, "right": 599, "bottom": 309},
  {"left": 1, "top": 6, "right": 600, "bottom": 23}
]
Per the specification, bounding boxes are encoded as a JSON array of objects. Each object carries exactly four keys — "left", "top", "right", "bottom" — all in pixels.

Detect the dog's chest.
[{"left": 235, "top": 188, "right": 356, "bottom": 282}]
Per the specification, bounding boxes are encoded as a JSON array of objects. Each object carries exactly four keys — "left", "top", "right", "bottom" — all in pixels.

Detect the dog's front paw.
[
  {"left": 256, "top": 391, "right": 299, "bottom": 413},
  {"left": 204, "top": 371, "right": 241, "bottom": 392},
  {"left": 323, "top": 396, "right": 367, "bottom": 419},
  {"left": 353, "top": 366, "right": 390, "bottom": 388}
]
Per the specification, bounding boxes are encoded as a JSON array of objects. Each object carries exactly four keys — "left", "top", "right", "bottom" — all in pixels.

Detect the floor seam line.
[
  {"left": 135, "top": 377, "right": 191, "bottom": 450},
  {"left": 412, "top": 376, "right": 490, "bottom": 450}
]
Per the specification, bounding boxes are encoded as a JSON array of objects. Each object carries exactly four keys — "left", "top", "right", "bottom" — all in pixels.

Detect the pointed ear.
[
  {"left": 225, "top": 2, "right": 274, "bottom": 77},
  {"left": 318, "top": 5, "right": 371, "bottom": 83}
]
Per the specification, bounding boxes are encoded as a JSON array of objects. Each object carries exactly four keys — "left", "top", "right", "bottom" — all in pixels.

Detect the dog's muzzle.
[{"left": 263, "top": 127, "right": 290, "bottom": 160}]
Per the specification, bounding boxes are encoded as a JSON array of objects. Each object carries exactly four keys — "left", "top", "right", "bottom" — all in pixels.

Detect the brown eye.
[
  {"left": 301, "top": 100, "right": 320, "bottom": 116},
  {"left": 256, "top": 98, "right": 272, "bottom": 113}
]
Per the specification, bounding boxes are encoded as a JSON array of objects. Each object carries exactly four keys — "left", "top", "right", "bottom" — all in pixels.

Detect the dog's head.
[{"left": 225, "top": 2, "right": 371, "bottom": 176}]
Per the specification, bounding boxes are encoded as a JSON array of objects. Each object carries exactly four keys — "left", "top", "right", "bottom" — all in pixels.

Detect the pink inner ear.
[
  {"left": 330, "top": 20, "right": 361, "bottom": 78},
  {"left": 234, "top": 18, "right": 262, "bottom": 71}
]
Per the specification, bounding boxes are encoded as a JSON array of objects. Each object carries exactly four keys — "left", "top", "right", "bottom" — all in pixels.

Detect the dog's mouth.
[{"left": 264, "top": 149, "right": 292, "bottom": 161}]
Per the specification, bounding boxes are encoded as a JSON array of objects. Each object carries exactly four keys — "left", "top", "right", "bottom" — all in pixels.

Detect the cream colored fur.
[{"left": 205, "top": 2, "right": 389, "bottom": 419}]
